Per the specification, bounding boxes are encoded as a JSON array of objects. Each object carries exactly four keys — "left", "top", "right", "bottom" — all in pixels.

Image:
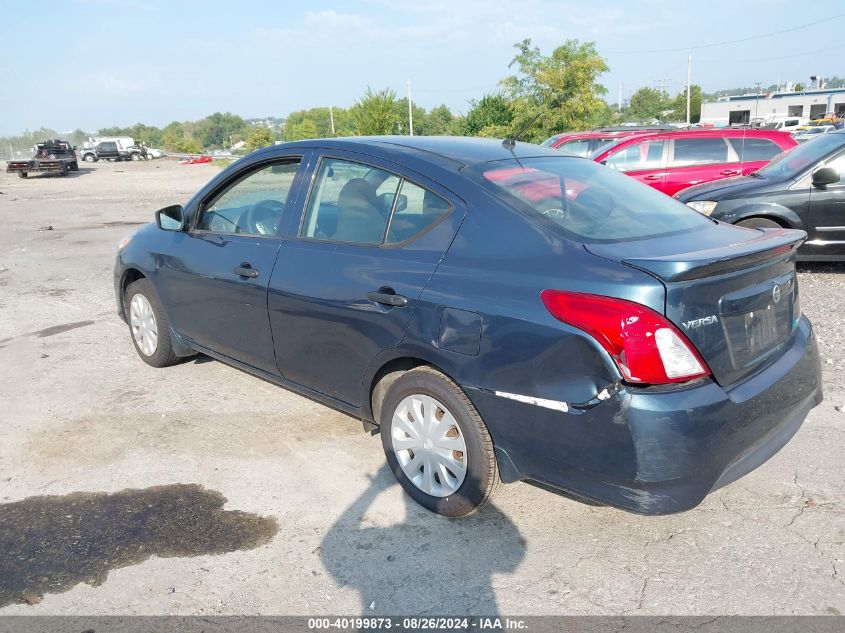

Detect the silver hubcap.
[
  {"left": 391, "top": 394, "right": 467, "bottom": 497},
  {"left": 129, "top": 293, "right": 158, "bottom": 356}
]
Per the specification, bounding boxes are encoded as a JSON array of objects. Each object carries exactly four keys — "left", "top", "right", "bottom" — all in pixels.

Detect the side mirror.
[
  {"left": 155, "top": 204, "right": 185, "bottom": 231},
  {"left": 72, "top": 145, "right": 77, "bottom": 151},
  {"left": 812, "top": 166, "right": 840, "bottom": 188}
]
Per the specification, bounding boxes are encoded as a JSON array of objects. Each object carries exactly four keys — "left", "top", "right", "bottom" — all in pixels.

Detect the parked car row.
[
  {"left": 116, "top": 135, "right": 823, "bottom": 519},
  {"left": 544, "top": 128, "right": 797, "bottom": 195}
]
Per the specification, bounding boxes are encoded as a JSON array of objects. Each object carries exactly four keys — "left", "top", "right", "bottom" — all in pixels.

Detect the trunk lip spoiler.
[{"left": 595, "top": 228, "right": 806, "bottom": 282}]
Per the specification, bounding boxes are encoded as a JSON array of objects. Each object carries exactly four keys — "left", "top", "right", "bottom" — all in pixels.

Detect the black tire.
[
  {"left": 124, "top": 278, "right": 180, "bottom": 368},
  {"left": 71, "top": 161, "right": 79, "bottom": 171},
  {"left": 84, "top": 155, "right": 96, "bottom": 163},
  {"left": 18, "top": 171, "right": 27, "bottom": 178},
  {"left": 60, "top": 164, "right": 68, "bottom": 177},
  {"left": 379, "top": 366, "right": 500, "bottom": 517},
  {"left": 737, "top": 217, "right": 782, "bottom": 229}
]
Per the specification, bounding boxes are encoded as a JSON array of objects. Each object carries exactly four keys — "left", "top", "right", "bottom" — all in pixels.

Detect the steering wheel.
[
  {"left": 246, "top": 200, "right": 284, "bottom": 236},
  {"left": 536, "top": 198, "right": 568, "bottom": 222}
]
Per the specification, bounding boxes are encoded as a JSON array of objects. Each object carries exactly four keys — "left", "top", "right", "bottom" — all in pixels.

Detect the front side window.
[
  {"left": 604, "top": 140, "right": 664, "bottom": 172},
  {"left": 196, "top": 160, "right": 300, "bottom": 236},
  {"left": 758, "top": 133, "right": 845, "bottom": 180},
  {"left": 471, "top": 156, "right": 711, "bottom": 243},
  {"left": 557, "top": 139, "right": 593, "bottom": 157},
  {"left": 822, "top": 153, "right": 845, "bottom": 186},
  {"left": 671, "top": 137, "right": 730, "bottom": 167},
  {"left": 728, "top": 137, "right": 782, "bottom": 162},
  {"left": 301, "top": 158, "right": 451, "bottom": 245}
]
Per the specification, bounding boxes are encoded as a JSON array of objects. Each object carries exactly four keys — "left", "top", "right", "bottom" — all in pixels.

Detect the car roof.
[{"left": 274, "top": 135, "right": 567, "bottom": 170}]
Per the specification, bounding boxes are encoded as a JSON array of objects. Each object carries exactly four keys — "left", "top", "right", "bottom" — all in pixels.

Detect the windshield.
[
  {"left": 468, "top": 156, "right": 711, "bottom": 243},
  {"left": 757, "top": 133, "right": 845, "bottom": 180}
]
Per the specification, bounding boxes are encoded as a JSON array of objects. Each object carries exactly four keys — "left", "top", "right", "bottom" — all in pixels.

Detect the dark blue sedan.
[{"left": 114, "top": 136, "right": 822, "bottom": 517}]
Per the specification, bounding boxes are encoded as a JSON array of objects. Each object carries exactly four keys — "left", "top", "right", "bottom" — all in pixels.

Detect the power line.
[
  {"left": 606, "top": 13, "right": 844, "bottom": 54},
  {"left": 695, "top": 41, "right": 845, "bottom": 64}
]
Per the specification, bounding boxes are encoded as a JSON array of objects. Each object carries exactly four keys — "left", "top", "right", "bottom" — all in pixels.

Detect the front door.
[
  {"left": 268, "top": 153, "right": 463, "bottom": 406},
  {"left": 156, "top": 157, "right": 306, "bottom": 373},
  {"left": 808, "top": 153, "right": 845, "bottom": 259}
]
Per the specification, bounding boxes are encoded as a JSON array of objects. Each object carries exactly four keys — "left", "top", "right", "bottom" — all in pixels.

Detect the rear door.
[
  {"left": 602, "top": 139, "right": 668, "bottom": 191},
  {"left": 268, "top": 151, "right": 463, "bottom": 406},
  {"left": 727, "top": 136, "right": 788, "bottom": 175},
  {"left": 807, "top": 152, "right": 845, "bottom": 259},
  {"left": 663, "top": 135, "right": 736, "bottom": 195},
  {"left": 156, "top": 156, "right": 309, "bottom": 374}
]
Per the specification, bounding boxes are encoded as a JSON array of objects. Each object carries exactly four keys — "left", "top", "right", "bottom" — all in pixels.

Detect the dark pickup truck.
[
  {"left": 6, "top": 139, "right": 79, "bottom": 178},
  {"left": 80, "top": 141, "right": 145, "bottom": 162}
]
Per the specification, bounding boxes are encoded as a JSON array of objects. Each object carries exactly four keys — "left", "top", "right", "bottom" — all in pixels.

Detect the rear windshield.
[
  {"left": 757, "top": 133, "right": 845, "bottom": 180},
  {"left": 467, "top": 156, "right": 711, "bottom": 243}
]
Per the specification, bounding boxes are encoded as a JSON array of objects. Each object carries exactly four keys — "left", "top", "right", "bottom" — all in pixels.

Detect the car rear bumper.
[{"left": 465, "top": 316, "right": 822, "bottom": 515}]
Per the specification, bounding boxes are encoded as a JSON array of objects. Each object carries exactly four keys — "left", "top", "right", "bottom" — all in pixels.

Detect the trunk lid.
[{"left": 586, "top": 223, "right": 806, "bottom": 386}]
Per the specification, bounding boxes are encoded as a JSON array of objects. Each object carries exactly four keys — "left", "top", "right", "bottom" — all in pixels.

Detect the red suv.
[{"left": 583, "top": 129, "right": 797, "bottom": 196}]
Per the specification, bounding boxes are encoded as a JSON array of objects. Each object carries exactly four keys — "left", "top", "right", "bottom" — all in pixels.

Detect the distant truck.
[
  {"left": 5, "top": 139, "right": 79, "bottom": 178},
  {"left": 79, "top": 140, "right": 146, "bottom": 162}
]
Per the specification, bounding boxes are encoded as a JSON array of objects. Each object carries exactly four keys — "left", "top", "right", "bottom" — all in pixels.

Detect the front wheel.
[
  {"left": 379, "top": 367, "right": 500, "bottom": 517},
  {"left": 18, "top": 171, "right": 27, "bottom": 178},
  {"left": 84, "top": 155, "right": 96, "bottom": 163},
  {"left": 125, "top": 279, "right": 180, "bottom": 368},
  {"left": 737, "top": 217, "right": 782, "bottom": 229},
  {"left": 131, "top": 153, "right": 140, "bottom": 161}
]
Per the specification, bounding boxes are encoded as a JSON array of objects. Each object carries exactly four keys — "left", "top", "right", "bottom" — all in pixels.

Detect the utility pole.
[
  {"left": 686, "top": 54, "right": 692, "bottom": 126},
  {"left": 754, "top": 82, "right": 762, "bottom": 124},
  {"left": 329, "top": 106, "right": 336, "bottom": 135},
  {"left": 407, "top": 79, "right": 414, "bottom": 136},
  {"left": 618, "top": 81, "right": 623, "bottom": 112}
]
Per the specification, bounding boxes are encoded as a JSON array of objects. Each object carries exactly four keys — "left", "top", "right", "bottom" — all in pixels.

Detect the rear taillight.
[{"left": 541, "top": 289, "right": 710, "bottom": 385}]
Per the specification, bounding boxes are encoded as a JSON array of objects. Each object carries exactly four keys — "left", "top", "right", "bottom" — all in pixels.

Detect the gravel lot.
[{"left": 0, "top": 159, "right": 843, "bottom": 616}]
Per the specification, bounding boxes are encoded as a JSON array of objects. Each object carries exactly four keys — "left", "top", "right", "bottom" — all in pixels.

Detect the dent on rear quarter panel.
[{"left": 400, "top": 194, "right": 667, "bottom": 481}]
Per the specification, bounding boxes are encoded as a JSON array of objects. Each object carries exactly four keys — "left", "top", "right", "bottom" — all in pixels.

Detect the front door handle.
[
  {"left": 644, "top": 174, "right": 663, "bottom": 181},
  {"left": 367, "top": 290, "right": 408, "bottom": 307},
  {"left": 720, "top": 169, "right": 740, "bottom": 176},
  {"left": 233, "top": 263, "right": 259, "bottom": 278}
]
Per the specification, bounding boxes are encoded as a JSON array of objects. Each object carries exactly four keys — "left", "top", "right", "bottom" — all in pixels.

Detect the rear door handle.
[
  {"left": 233, "top": 263, "right": 259, "bottom": 278},
  {"left": 644, "top": 174, "right": 663, "bottom": 181},
  {"left": 367, "top": 290, "right": 408, "bottom": 307},
  {"left": 720, "top": 169, "right": 740, "bottom": 176}
]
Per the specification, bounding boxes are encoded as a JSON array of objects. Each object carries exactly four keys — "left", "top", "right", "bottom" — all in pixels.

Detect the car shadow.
[
  {"left": 0, "top": 484, "right": 278, "bottom": 608},
  {"left": 319, "top": 464, "right": 526, "bottom": 615}
]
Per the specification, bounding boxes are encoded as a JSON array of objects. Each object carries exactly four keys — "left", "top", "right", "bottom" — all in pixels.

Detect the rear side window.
[
  {"left": 301, "top": 158, "right": 451, "bottom": 245},
  {"left": 604, "top": 140, "right": 664, "bottom": 172},
  {"left": 728, "top": 137, "right": 782, "bottom": 162},
  {"left": 472, "top": 157, "right": 711, "bottom": 243},
  {"left": 386, "top": 181, "right": 451, "bottom": 244},
  {"left": 671, "top": 137, "right": 730, "bottom": 166},
  {"left": 557, "top": 140, "right": 593, "bottom": 157}
]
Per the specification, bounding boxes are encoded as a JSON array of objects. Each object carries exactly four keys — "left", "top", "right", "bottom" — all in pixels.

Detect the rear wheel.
[
  {"left": 125, "top": 279, "right": 180, "bottom": 368},
  {"left": 131, "top": 153, "right": 140, "bottom": 161},
  {"left": 379, "top": 366, "right": 500, "bottom": 517},
  {"left": 737, "top": 217, "right": 782, "bottom": 229}
]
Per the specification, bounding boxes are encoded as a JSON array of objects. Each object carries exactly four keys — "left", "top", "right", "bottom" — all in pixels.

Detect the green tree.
[
  {"left": 285, "top": 118, "right": 320, "bottom": 141},
  {"left": 419, "top": 104, "right": 457, "bottom": 136},
  {"left": 669, "top": 85, "right": 702, "bottom": 123},
  {"left": 499, "top": 38, "right": 609, "bottom": 142},
  {"left": 626, "top": 87, "right": 669, "bottom": 122},
  {"left": 459, "top": 93, "right": 514, "bottom": 137},
  {"left": 246, "top": 126, "right": 275, "bottom": 151},
  {"left": 351, "top": 87, "right": 400, "bottom": 135}
]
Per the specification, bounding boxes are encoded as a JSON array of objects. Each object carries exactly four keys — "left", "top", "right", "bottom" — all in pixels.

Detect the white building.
[{"left": 700, "top": 88, "right": 845, "bottom": 126}]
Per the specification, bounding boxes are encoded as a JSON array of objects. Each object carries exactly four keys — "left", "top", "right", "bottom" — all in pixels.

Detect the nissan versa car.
[
  {"left": 115, "top": 137, "right": 822, "bottom": 518},
  {"left": 678, "top": 131, "right": 845, "bottom": 261}
]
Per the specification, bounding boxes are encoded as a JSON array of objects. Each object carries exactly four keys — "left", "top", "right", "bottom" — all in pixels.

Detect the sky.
[{"left": 1, "top": 0, "right": 843, "bottom": 136}]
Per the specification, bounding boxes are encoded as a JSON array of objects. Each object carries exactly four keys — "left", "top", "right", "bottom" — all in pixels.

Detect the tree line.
[{"left": 2, "top": 38, "right": 717, "bottom": 158}]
